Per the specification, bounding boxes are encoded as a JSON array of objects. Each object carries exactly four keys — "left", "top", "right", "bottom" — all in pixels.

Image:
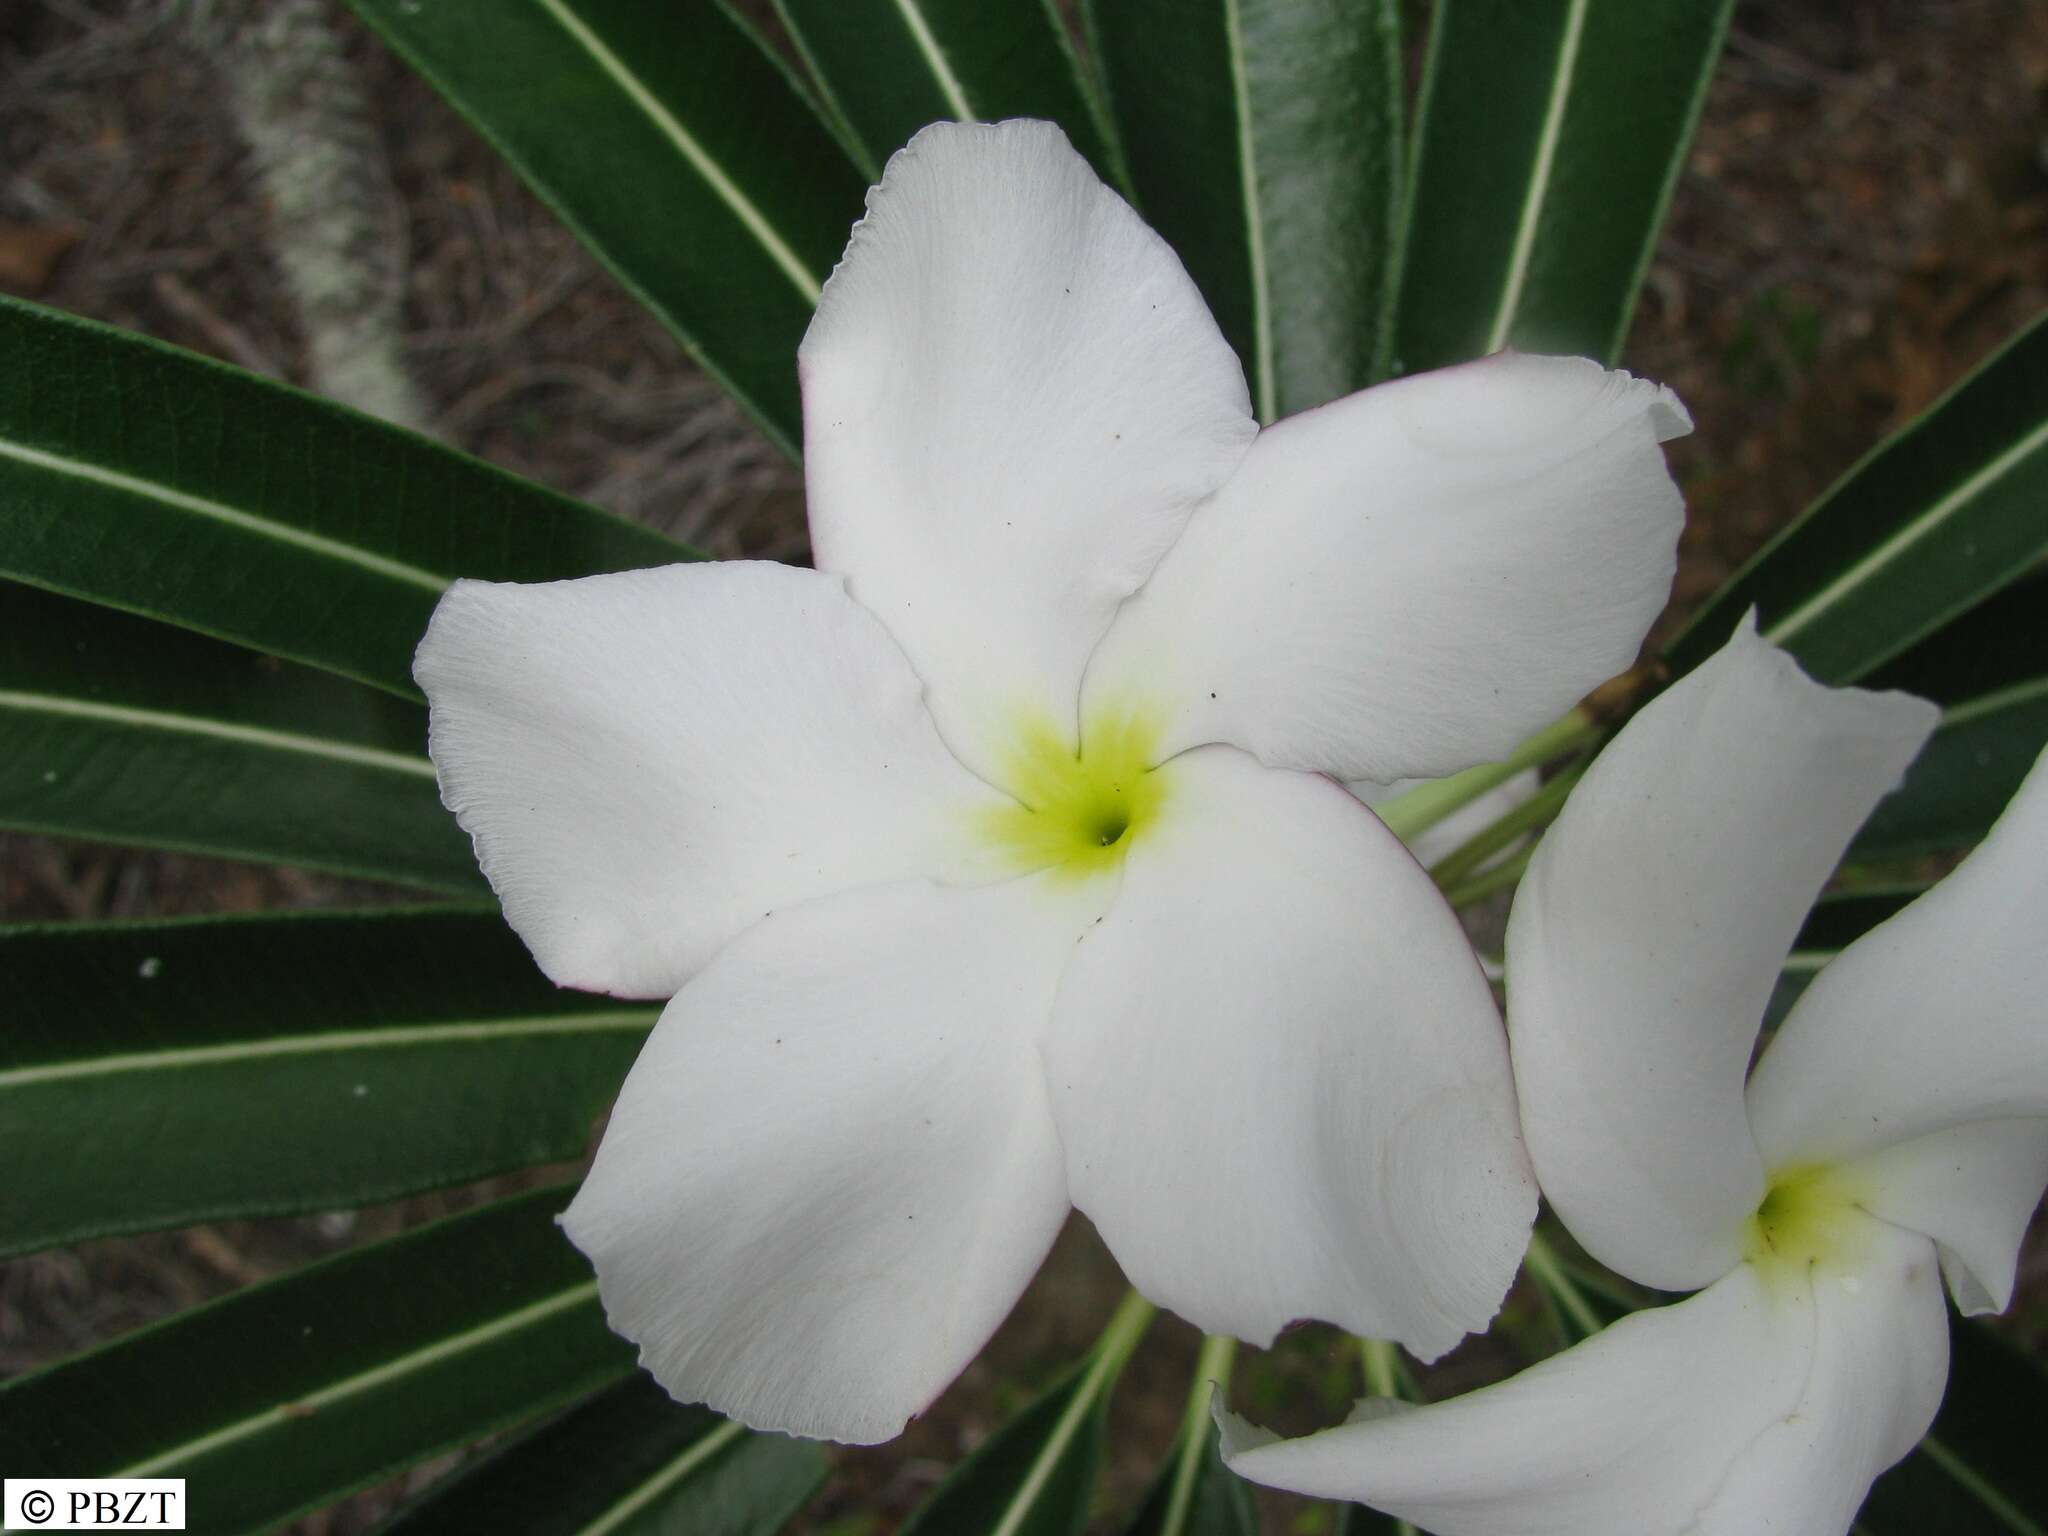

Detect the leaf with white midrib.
[
  {"left": 375, "top": 1377, "right": 827, "bottom": 1536},
  {"left": 1669, "top": 310, "right": 2048, "bottom": 686},
  {"left": 1392, "top": 0, "right": 1733, "bottom": 373},
  {"left": 347, "top": 0, "right": 868, "bottom": 457},
  {"left": 0, "top": 581, "right": 481, "bottom": 891},
  {"left": 775, "top": 0, "right": 1122, "bottom": 192},
  {"left": 0, "top": 1188, "right": 634, "bottom": 1536},
  {"left": 0, "top": 296, "right": 687, "bottom": 699},
  {"left": 1087, "top": 0, "right": 1405, "bottom": 418},
  {"left": 0, "top": 906, "right": 654, "bottom": 1256}
]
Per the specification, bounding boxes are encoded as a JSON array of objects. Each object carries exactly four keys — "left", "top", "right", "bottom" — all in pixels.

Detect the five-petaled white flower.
[
  {"left": 414, "top": 120, "right": 1691, "bottom": 1444},
  {"left": 1223, "top": 617, "right": 2048, "bottom": 1535}
]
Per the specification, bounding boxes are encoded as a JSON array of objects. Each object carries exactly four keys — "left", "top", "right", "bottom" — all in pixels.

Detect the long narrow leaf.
[
  {"left": 1, "top": 906, "right": 653, "bottom": 1256},
  {"left": 1847, "top": 573, "right": 2048, "bottom": 861},
  {"left": 377, "top": 1377, "right": 825, "bottom": 1535},
  {"left": 1669, "top": 310, "right": 2048, "bottom": 685},
  {"left": 899, "top": 1292, "right": 1154, "bottom": 1536},
  {"left": 0, "top": 1188, "right": 633, "bottom": 1536},
  {"left": 0, "top": 297, "right": 685, "bottom": 699},
  {"left": 775, "top": 0, "right": 1118, "bottom": 186},
  {"left": 0, "top": 582, "right": 481, "bottom": 891},
  {"left": 348, "top": 0, "right": 866, "bottom": 457},
  {"left": 1086, "top": 0, "right": 1405, "bottom": 419},
  {"left": 1122, "top": 1420, "right": 1255, "bottom": 1536},
  {"left": 1393, "top": 0, "right": 1733, "bottom": 372}
]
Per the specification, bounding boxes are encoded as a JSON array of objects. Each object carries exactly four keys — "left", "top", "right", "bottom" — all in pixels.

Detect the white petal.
[
  {"left": 1350, "top": 771, "right": 1540, "bottom": 869},
  {"left": 414, "top": 562, "right": 1002, "bottom": 998},
  {"left": 801, "top": 120, "right": 1256, "bottom": 783},
  {"left": 1748, "top": 745, "right": 2048, "bottom": 1185},
  {"left": 1082, "top": 351, "right": 1688, "bottom": 783},
  {"left": 1221, "top": 1263, "right": 1811, "bottom": 1535},
  {"left": 1694, "top": 1222, "right": 1950, "bottom": 1536},
  {"left": 1223, "top": 1224, "right": 1948, "bottom": 1536},
  {"left": 1842, "top": 1119, "right": 2048, "bottom": 1314},
  {"left": 560, "top": 874, "right": 1093, "bottom": 1443},
  {"left": 1045, "top": 746, "right": 1534, "bottom": 1359},
  {"left": 1505, "top": 617, "right": 1937, "bottom": 1290}
]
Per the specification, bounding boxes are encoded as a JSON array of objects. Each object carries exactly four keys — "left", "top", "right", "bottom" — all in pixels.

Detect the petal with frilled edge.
[
  {"left": 1044, "top": 746, "right": 1533, "bottom": 1360},
  {"left": 414, "top": 562, "right": 1004, "bottom": 999},
  {"left": 801, "top": 119, "right": 1255, "bottom": 786},
  {"left": 560, "top": 874, "right": 1095, "bottom": 1444},
  {"left": 1082, "top": 351, "right": 1688, "bottom": 784},
  {"left": 1505, "top": 617, "right": 1935, "bottom": 1290}
]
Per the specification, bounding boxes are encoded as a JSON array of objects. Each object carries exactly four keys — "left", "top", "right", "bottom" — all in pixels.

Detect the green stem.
[
  {"left": 1373, "top": 707, "right": 1597, "bottom": 844},
  {"left": 1442, "top": 842, "right": 1536, "bottom": 910},
  {"left": 1158, "top": 1334, "right": 1239, "bottom": 1536},
  {"left": 1429, "top": 763, "right": 1584, "bottom": 889},
  {"left": 990, "top": 1289, "right": 1155, "bottom": 1536},
  {"left": 1359, "top": 1336, "right": 1402, "bottom": 1399},
  {"left": 1523, "top": 1230, "right": 1604, "bottom": 1341}
]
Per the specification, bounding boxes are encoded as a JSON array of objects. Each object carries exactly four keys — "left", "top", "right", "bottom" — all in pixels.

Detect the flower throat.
[{"left": 980, "top": 709, "right": 1169, "bottom": 878}]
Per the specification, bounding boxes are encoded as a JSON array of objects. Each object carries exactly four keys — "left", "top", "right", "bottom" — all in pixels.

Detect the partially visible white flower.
[
  {"left": 415, "top": 120, "right": 1691, "bottom": 1444},
  {"left": 1223, "top": 616, "right": 2048, "bottom": 1536}
]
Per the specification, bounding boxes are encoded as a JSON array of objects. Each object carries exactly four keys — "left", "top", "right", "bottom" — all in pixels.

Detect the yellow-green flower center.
[
  {"left": 980, "top": 708, "right": 1169, "bottom": 878},
  {"left": 1742, "top": 1164, "right": 1870, "bottom": 1281}
]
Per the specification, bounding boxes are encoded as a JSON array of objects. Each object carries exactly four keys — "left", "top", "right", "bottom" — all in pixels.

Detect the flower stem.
[
  {"left": 1523, "top": 1230, "right": 1604, "bottom": 1341},
  {"left": 1442, "top": 843, "right": 1535, "bottom": 910},
  {"left": 1429, "top": 762, "right": 1585, "bottom": 890},
  {"left": 1157, "top": 1334, "right": 1239, "bottom": 1536},
  {"left": 1373, "top": 707, "right": 1598, "bottom": 845}
]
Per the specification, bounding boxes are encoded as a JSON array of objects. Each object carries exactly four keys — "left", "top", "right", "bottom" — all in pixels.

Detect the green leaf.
[
  {"left": 1858, "top": 1320, "right": 2048, "bottom": 1536},
  {"left": 0, "top": 296, "right": 685, "bottom": 700},
  {"left": 1849, "top": 574, "right": 2048, "bottom": 862},
  {"left": 378, "top": 1377, "right": 826, "bottom": 1535},
  {"left": 1393, "top": 0, "right": 1734, "bottom": 372},
  {"left": 1669, "top": 310, "right": 2048, "bottom": 685},
  {"left": 0, "top": 905, "right": 654, "bottom": 1257},
  {"left": 0, "top": 1187, "right": 634, "bottom": 1536},
  {"left": 775, "top": 0, "right": 1119, "bottom": 187},
  {"left": 348, "top": 0, "right": 867, "bottom": 458},
  {"left": 1085, "top": 0, "right": 1405, "bottom": 419},
  {"left": 1122, "top": 1417, "right": 1255, "bottom": 1536},
  {"left": 900, "top": 1292, "right": 1154, "bottom": 1536},
  {"left": 0, "top": 581, "right": 483, "bottom": 891}
]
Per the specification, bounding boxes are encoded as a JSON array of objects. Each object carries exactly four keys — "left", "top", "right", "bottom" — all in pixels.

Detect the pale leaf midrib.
[
  {"left": 1222, "top": 0, "right": 1274, "bottom": 423},
  {"left": 0, "top": 1009, "right": 656, "bottom": 1089},
  {"left": 1766, "top": 416, "right": 2048, "bottom": 647},
  {"left": 576, "top": 1420, "right": 749, "bottom": 1536},
  {"left": 890, "top": 0, "right": 975, "bottom": 122},
  {"left": 0, "top": 690, "right": 437, "bottom": 778},
  {"left": 1483, "top": 0, "right": 1590, "bottom": 354},
  {"left": 109, "top": 1279, "right": 604, "bottom": 1478},
  {"left": 533, "top": 0, "right": 824, "bottom": 304},
  {"left": 0, "top": 437, "right": 447, "bottom": 593}
]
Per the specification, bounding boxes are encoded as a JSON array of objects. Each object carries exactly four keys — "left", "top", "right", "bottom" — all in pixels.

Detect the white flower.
[
  {"left": 1223, "top": 616, "right": 2048, "bottom": 1535},
  {"left": 413, "top": 120, "right": 1691, "bottom": 1444}
]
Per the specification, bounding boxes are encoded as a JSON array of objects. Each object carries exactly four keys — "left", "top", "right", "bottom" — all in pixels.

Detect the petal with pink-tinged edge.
[
  {"left": 1505, "top": 617, "right": 1936, "bottom": 1291},
  {"left": 1045, "top": 746, "right": 1533, "bottom": 1360},
  {"left": 1349, "top": 771, "right": 1539, "bottom": 870},
  {"left": 561, "top": 874, "right": 1095, "bottom": 1444},
  {"left": 1748, "top": 746, "right": 2048, "bottom": 1169},
  {"left": 1083, "top": 351, "right": 1688, "bottom": 784},
  {"left": 414, "top": 562, "right": 1003, "bottom": 999},
  {"left": 801, "top": 120, "right": 1255, "bottom": 785}
]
